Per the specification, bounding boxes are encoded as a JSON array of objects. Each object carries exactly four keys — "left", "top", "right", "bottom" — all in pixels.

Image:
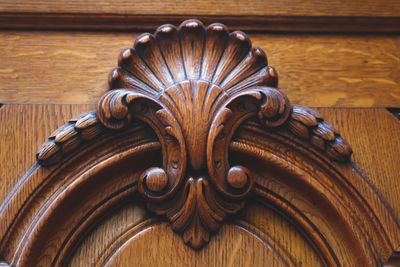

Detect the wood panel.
[
  {"left": 69, "top": 201, "right": 323, "bottom": 266},
  {"left": 1, "top": 32, "right": 399, "bottom": 107}
]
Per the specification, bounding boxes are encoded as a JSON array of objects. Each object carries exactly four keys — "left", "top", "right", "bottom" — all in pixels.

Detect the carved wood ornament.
[
  {"left": 35, "top": 19, "right": 352, "bottom": 250},
  {"left": 2, "top": 19, "right": 399, "bottom": 267}
]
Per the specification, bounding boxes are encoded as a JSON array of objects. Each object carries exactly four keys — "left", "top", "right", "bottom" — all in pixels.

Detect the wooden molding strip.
[{"left": 1, "top": 13, "right": 400, "bottom": 33}]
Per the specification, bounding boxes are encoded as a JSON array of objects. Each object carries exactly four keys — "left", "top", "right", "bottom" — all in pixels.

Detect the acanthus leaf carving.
[{"left": 36, "top": 19, "right": 353, "bottom": 249}]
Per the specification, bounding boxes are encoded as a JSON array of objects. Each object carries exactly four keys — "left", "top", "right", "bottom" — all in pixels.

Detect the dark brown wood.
[
  {"left": 1, "top": 0, "right": 400, "bottom": 32},
  {"left": 1, "top": 19, "right": 399, "bottom": 267},
  {"left": 2, "top": 14, "right": 400, "bottom": 33}
]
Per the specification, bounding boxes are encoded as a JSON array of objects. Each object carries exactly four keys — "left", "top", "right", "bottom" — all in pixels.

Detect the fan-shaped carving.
[{"left": 36, "top": 19, "right": 352, "bottom": 249}]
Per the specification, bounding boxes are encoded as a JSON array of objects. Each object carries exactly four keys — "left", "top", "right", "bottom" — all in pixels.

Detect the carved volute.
[{"left": 33, "top": 19, "right": 354, "bottom": 250}]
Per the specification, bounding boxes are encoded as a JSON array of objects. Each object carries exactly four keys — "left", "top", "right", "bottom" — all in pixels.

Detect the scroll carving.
[{"left": 36, "top": 19, "right": 352, "bottom": 249}]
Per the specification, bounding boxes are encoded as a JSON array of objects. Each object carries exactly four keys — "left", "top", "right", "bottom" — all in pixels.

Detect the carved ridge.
[{"left": 35, "top": 19, "right": 353, "bottom": 249}]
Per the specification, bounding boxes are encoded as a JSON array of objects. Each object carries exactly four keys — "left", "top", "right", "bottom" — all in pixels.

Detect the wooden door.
[{"left": 1, "top": 2, "right": 400, "bottom": 267}]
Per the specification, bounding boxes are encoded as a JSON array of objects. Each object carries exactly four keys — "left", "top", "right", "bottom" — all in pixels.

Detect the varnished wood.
[
  {"left": 2, "top": 106, "right": 398, "bottom": 226},
  {"left": 1, "top": 31, "right": 400, "bottom": 107},
  {"left": 69, "top": 201, "right": 324, "bottom": 266},
  {"left": 1, "top": 19, "right": 400, "bottom": 266},
  {"left": 1, "top": 105, "right": 399, "bottom": 266}
]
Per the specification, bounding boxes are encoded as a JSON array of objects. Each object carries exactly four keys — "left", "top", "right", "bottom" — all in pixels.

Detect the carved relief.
[{"left": 36, "top": 19, "right": 352, "bottom": 249}]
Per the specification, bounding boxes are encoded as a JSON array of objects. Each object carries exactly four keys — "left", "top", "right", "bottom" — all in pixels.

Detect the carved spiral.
[
  {"left": 206, "top": 86, "right": 291, "bottom": 200},
  {"left": 97, "top": 89, "right": 187, "bottom": 202}
]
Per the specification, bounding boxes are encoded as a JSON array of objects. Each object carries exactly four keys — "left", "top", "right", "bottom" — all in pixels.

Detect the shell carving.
[
  {"left": 37, "top": 19, "right": 352, "bottom": 250},
  {"left": 98, "top": 20, "right": 290, "bottom": 249}
]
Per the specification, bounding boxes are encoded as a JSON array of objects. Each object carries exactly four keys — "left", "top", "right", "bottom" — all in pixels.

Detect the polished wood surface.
[
  {"left": 1, "top": 32, "right": 400, "bottom": 107},
  {"left": 0, "top": 11, "right": 399, "bottom": 267},
  {"left": 1, "top": 105, "right": 399, "bottom": 265},
  {"left": 1, "top": 104, "right": 398, "bottom": 265},
  {"left": 317, "top": 108, "right": 400, "bottom": 221},
  {"left": 2, "top": 106, "right": 399, "bottom": 218},
  {"left": 67, "top": 201, "right": 325, "bottom": 266}
]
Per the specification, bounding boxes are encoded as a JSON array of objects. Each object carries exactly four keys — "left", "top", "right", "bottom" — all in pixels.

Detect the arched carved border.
[
  {"left": 0, "top": 123, "right": 397, "bottom": 265},
  {"left": 0, "top": 19, "right": 398, "bottom": 266}
]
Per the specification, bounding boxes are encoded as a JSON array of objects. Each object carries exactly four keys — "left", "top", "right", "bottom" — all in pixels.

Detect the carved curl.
[
  {"left": 97, "top": 89, "right": 187, "bottom": 202},
  {"left": 207, "top": 87, "right": 290, "bottom": 201}
]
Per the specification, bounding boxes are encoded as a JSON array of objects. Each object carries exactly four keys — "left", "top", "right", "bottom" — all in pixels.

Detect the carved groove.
[{"left": 35, "top": 19, "right": 353, "bottom": 249}]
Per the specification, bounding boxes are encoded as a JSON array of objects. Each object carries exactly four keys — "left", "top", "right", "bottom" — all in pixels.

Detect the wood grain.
[
  {"left": 1, "top": 31, "right": 399, "bottom": 107},
  {"left": 1, "top": 106, "right": 399, "bottom": 222},
  {"left": 317, "top": 108, "right": 400, "bottom": 221},
  {"left": 69, "top": 201, "right": 150, "bottom": 267},
  {"left": 102, "top": 222, "right": 305, "bottom": 266},
  {"left": 0, "top": 104, "right": 94, "bottom": 205},
  {"left": 70, "top": 201, "right": 322, "bottom": 266},
  {"left": 31, "top": 21, "right": 351, "bottom": 251}
]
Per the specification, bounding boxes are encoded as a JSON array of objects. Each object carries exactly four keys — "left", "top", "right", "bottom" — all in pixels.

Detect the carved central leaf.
[{"left": 161, "top": 80, "right": 228, "bottom": 171}]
